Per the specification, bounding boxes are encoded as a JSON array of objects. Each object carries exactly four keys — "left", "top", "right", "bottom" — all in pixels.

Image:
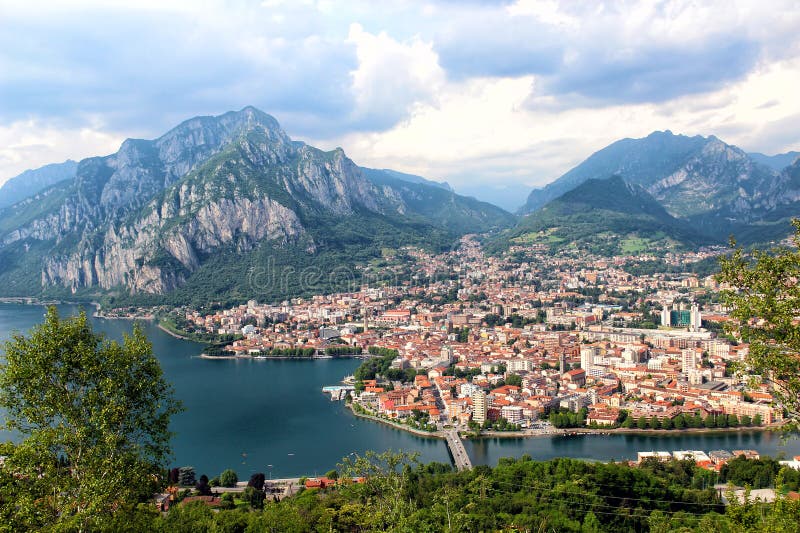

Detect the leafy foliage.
[
  {"left": 717, "top": 219, "right": 800, "bottom": 430},
  {"left": 140, "top": 453, "right": 800, "bottom": 532},
  {"left": 0, "top": 307, "right": 181, "bottom": 531}
]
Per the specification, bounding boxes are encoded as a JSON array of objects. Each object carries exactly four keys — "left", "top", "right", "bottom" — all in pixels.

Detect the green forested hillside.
[
  {"left": 48, "top": 453, "right": 800, "bottom": 532},
  {"left": 493, "top": 175, "right": 708, "bottom": 256}
]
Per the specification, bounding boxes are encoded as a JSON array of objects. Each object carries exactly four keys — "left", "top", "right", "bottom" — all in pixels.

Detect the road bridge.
[{"left": 443, "top": 429, "right": 472, "bottom": 471}]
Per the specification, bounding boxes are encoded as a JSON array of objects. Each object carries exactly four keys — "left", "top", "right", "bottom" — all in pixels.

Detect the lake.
[{"left": 2, "top": 303, "right": 799, "bottom": 480}]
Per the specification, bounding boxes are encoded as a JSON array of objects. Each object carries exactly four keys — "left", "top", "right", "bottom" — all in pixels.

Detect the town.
[{"left": 156, "top": 233, "right": 784, "bottom": 452}]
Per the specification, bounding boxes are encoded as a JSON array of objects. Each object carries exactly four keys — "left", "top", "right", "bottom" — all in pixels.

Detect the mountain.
[
  {"left": 362, "top": 169, "right": 514, "bottom": 234},
  {"left": 748, "top": 151, "right": 800, "bottom": 172},
  {"left": 0, "top": 160, "right": 78, "bottom": 209},
  {"left": 499, "top": 175, "right": 706, "bottom": 255},
  {"left": 521, "top": 131, "right": 708, "bottom": 213},
  {"left": 0, "top": 107, "right": 513, "bottom": 303},
  {"left": 361, "top": 167, "right": 451, "bottom": 191},
  {"left": 520, "top": 131, "right": 799, "bottom": 242}
]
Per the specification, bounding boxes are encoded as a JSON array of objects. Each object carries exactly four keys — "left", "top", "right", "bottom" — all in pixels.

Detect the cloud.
[
  {"left": 0, "top": 2, "right": 360, "bottom": 136},
  {"left": 1, "top": 0, "right": 799, "bottom": 191},
  {"left": 434, "top": 8, "right": 563, "bottom": 79},
  {"left": 0, "top": 119, "right": 123, "bottom": 184},
  {"left": 346, "top": 23, "right": 445, "bottom": 130}
]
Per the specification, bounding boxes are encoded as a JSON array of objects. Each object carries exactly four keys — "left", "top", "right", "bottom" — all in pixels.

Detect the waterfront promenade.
[{"left": 443, "top": 428, "right": 472, "bottom": 470}]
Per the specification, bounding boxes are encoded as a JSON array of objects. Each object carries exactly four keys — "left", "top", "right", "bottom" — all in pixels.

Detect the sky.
[{"left": 1, "top": 0, "right": 799, "bottom": 197}]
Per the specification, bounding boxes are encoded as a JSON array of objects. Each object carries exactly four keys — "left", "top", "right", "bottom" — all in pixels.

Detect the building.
[
  {"left": 580, "top": 346, "right": 596, "bottom": 371},
  {"left": 663, "top": 303, "right": 700, "bottom": 329},
  {"left": 681, "top": 349, "right": 698, "bottom": 377},
  {"left": 501, "top": 405, "right": 523, "bottom": 423},
  {"left": 563, "top": 368, "right": 586, "bottom": 387},
  {"left": 690, "top": 304, "right": 702, "bottom": 331},
  {"left": 472, "top": 390, "right": 488, "bottom": 424}
]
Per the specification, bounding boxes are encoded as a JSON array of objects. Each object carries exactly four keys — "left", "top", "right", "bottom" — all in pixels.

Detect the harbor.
[{"left": 322, "top": 385, "right": 355, "bottom": 401}]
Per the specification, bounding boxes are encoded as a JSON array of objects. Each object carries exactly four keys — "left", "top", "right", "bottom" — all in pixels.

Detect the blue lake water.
[{"left": 2, "top": 303, "right": 799, "bottom": 480}]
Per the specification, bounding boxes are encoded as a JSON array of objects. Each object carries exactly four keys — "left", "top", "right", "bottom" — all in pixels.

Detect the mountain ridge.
[
  {"left": 0, "top": 160, "right": 78, "bottom": 209},
  {"left": 0, "top": 107, "right": 513, "bottom": 303},
  {"left": 520, "top": 131, "right": 799, "bottom": 242}
]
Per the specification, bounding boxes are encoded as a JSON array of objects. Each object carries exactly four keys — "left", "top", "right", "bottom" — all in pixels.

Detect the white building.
[{"left": 472, "top": 390, "right": 488, "bottom": 424}]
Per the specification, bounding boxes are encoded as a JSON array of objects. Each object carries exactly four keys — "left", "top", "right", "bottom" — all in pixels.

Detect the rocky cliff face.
[
  {"left": 646, "top": 137, "right": 775, "bottom": 220},
  {"left": 41, "top": 194, "right": 305, "bottom": 294}
]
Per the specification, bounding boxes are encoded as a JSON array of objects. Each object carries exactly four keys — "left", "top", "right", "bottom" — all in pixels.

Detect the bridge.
[{"left": 443, "top": 429, "right": 472, "bottom": 471}]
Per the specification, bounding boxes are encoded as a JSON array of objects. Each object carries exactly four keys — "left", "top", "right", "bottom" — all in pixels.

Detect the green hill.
[{"left": 499, "top": 175, "right": 709, "bottom": 255}]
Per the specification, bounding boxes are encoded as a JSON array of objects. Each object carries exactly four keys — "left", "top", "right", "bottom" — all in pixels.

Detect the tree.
[
  {"left": 179, "top": 466, "right": 197, "bottom": 487},
  {"left": 717, "top": 220, "right": 800, "bottom": 431},
  {"left": 241, "top": 485, "right": 266, "bottom": 509},
  {"left": 505, "top": 373, "right": 523, "bottom": 387},
  {"left": 196, "top": 474, "right": 212, "bottom": 496},
  {"left": 249, "top": 472, "right": 266, "bottom": 490},
  {"left": 219, "top": 469, "right": 238, "bottom": 487},
  {"left": 337, "top": 450, "right": 420, "bottom": 530},
  {"left": 0, "top": 308, "right": 182, "bottom": 531}
]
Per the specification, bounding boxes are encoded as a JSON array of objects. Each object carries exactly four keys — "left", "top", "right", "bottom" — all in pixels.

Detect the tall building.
[
  {"left": 472, "top": 390, "right": 487, "bottom": 424},
  {"left": 660, "top": 305, "right": 671, "bottom": 327},
  {"left": 441, "top": 345, "right": 455, "bottom": 364},
  {"left": 580, "top": 347, "right": 595, "bottom": 371},
  {"left": 690, "top": 304, "right": 702, "bottom": 331},
  {"left": 663, "top": 303, "right": 694, "bottom": 328},
  {"left": 681, "top": 349, "right": 697, "bottom": 376},
  {"left": 559, "top": 353, "right": 567, "bottom": 374}
]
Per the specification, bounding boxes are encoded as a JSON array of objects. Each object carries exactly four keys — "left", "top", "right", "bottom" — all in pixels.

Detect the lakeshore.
[
  {"left": 346, "top": 402, "right": 443, "bottom": 439},
  {"left": 345, "top": 397, "right": 782, "bottom": 441},
  {"left": 157, "top": 322, "right": 211, "bottom": 343},
  {"left": 4, "top": 302, "right": 800, "bottom": 478}
]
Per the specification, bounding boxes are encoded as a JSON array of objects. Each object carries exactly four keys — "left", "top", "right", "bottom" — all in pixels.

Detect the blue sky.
[{"left": 1, "top": 0, "right": 799, "bottom": 193}]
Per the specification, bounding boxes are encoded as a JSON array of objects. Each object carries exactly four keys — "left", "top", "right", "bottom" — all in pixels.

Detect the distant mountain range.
[
  {"left": 748, "top": 151, "right": 800, "bottom": 171},
  {"left": 0, "top": 160, "right": 78, "bottom": 209},
  {"left": 0, "top": 107, "right": 513, "bottom": 303},
  {"left": 515, "top": 131, "right": 800, "bottom": 248}
]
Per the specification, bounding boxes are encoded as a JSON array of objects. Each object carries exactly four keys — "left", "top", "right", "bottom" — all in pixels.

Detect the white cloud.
[
  {"left": 1, "top": 0, "right": 799, "bottom": 196},
  {"left": 346, "top": 23, "right": 445, "bottom": 127},
  {"left": 506, "top": 0, "right": 578, "bottom": 28},
  {"left": 315, "top": 52, "right": 800, "bottom": 189},
  {"left": 0, "top": 120, "right": 123, "bottom": 185}
]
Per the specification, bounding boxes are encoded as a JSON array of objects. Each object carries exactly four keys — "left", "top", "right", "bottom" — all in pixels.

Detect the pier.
[{"left": 443, "top": 428, "right": 472, "bottom": 471}]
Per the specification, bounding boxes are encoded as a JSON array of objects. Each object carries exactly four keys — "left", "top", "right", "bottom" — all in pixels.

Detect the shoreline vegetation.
[
  {"left": 345, "top": 400, "right": 782, "bottom": 441},
  {"left": 157, "top": 322, "right": 203, "bottom": 342}
]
